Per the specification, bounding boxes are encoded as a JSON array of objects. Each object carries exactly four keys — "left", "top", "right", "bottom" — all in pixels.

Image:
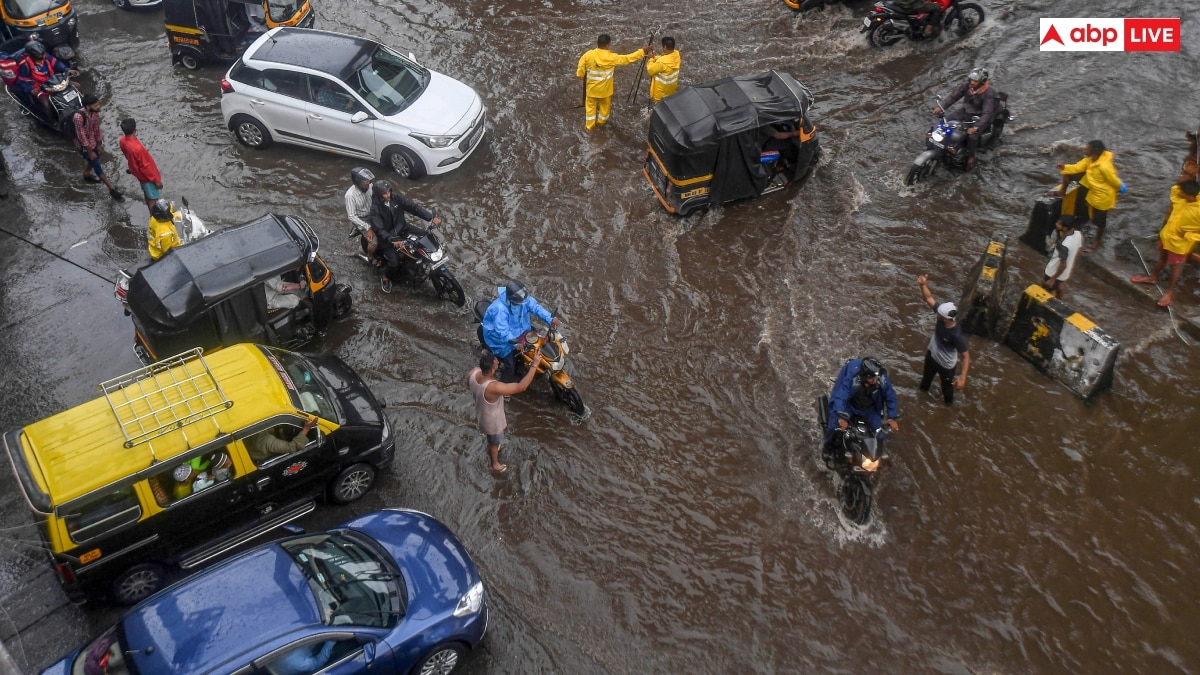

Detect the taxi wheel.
[
  {"left": 112, "top": 563, "right": 166, "bottom": 605},
  {"left": 331, "top": 463, "right": 376, "bottom": 504}
]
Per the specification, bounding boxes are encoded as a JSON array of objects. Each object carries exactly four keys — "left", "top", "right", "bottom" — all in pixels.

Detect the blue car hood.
[
  {"left": 343, "top": 510, "right": 480, "bottom": 619},
  {"left": 122, "top": 546, "right": 319, "bottom": 674}
]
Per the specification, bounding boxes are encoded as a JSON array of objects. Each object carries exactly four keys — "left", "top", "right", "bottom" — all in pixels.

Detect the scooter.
[
  {"left": 3, "top": 72, "right": 82, "bottom": 137},
  {"left": 904, "top": 99, "right": 1011, "bottom": 185},
  {"left": 114, "top": 197, "right": 212, "bottom": 305},
  {"left": 472, "top": 299, "right": 584, "bottom": 415},
  {"left": 816, "top": 394, "right": 887, "bottom": 525},
  {"left": 350, "top": 220, "right": 465, "bottom": 307},
  {"left": 861, "top": 0, "right": 984, "bottom": 47}
]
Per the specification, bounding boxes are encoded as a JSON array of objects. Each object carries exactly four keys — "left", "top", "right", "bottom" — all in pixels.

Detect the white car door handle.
[
  {"left": 250, "top": 99, "right": 265, "bottom": 106},
  {"left": 307, "top": 113, "right": 323, "bottom": 120}
]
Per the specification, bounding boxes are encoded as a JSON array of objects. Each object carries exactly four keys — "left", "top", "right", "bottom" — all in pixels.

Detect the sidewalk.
[{"left": 1078, "top": 236, "right": 1200, "bottom": 341}]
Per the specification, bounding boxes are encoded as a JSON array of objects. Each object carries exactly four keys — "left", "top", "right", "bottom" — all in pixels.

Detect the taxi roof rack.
[{"left": 99, "top": 348, "right": 234, "bottom": 449}]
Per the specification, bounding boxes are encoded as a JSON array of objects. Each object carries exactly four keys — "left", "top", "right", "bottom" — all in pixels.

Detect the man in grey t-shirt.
[{"left": 917, "top": 275, "right": 971, "bottom": 405}]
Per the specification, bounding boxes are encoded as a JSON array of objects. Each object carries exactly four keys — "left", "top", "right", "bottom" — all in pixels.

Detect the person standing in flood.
[
  {"left": 1057, "top": 140, "right": 1123, "bottom": 252},
  {"left": 645, "top": 36, "right": 680, "bottom": 105},
  {"left": 1130, "top": 180, "right": 1200, "bottom": 307},
  {"left": 118, "top": 118, "right": 163, "bottom": 212},
  {"left": 576, "top": 34, "right": 648, "bottom": 130},
  {"left": 467, "top": 349, "right": 543, "bottom": 474},
  {"left": 916, "top": 275, "right": 970, "bottom": 405},
  {"left": 72, "top": 94, "right": 124, "bottom": 201}
]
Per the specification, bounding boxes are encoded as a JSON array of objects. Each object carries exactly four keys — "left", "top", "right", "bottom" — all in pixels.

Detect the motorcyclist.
[
  {"left": 893, "top": 0, "right": 944, "bottom": 36},
  {"left": 147, "top": 198, "right": 181, "bottom": 260},
  {"left": 932, "top": 67, "right": 999, "bottom": 171},
  {"left": 823, "top": 358, "right": 900, "bottom": 459},
  {"left": 482, "top": 281, "right": 560, "bottom": 382},
  {"left": 15, "top": 40, "right": 77, "bottom": 121},
  {"left": 367, "top": 179, "right": 441, "bottom": 287}
]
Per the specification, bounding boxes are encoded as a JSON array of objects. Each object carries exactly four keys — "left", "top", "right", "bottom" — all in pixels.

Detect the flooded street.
[{"left": 2, "top": 0, "right": 1199, "bottom": 671}]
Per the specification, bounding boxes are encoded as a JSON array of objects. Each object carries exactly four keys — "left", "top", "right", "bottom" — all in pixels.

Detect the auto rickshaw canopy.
[
  {"left": 649, "top": 70, "right": 815, "bottom": 204},
  {"left": 126, "top": 213, "right": 312, "bottom": 333}
]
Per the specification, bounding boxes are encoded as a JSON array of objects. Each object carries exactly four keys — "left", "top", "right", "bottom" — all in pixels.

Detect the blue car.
[{"left": 41, "top": 510, "right": 487, "bottom": 675}]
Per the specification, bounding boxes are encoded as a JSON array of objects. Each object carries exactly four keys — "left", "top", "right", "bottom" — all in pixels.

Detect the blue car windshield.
[{"left": 282, "top": 532, "right": 403, "bottom": 628}]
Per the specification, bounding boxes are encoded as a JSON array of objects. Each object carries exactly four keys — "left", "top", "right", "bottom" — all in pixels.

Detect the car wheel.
[
  {"left": 413, "top": 643, "right": 464, "bottom": 675},
  {"left": 111, "top": 563, "right": 166, "bottom": 605},
  {"left": 180, "top": 53, "right": 201, "bottom": 70},
  {"left": 234, "top": 116, "right": 272, "bottom": 149},
  {"left": 330, "top": 463, "right": 376, "bottom": 504},
  {"left": 384, "top": 146, "right": 426, "bottom": 180},
  {"left": 113, "top": 0, "right": 130, "bottom": 8}
]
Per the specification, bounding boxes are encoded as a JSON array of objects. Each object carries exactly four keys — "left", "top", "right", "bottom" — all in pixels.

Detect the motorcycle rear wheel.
[
  {"left": 946, "top": 3, "right": 985, "bottom": 35},
  {"left": 431, "top": 269, "right": 466, "bottom": 307},
  {"left": 868, "top": 23, "right": 905, "bottom": 47},
  {"left": 840, "top": 475, "right": 872, "bottom": 525}
]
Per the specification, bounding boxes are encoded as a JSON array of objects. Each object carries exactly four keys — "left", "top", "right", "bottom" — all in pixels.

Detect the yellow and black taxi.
[
  {"left": 0, "top": 0, "right": 78, "bottom": 50},
  {"left": 164, "top": 0, "right": 314, "bottom": 70},
  {"left": 2, "top": 344, "right": 393, "bottom": 605},
  {"left": 644, "top": 70, "right": 820, "bottom": 217}
]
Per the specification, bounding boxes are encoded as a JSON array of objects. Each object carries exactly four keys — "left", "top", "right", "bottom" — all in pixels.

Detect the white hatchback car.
[{"left": 220, "top": 27, "right": 486, "bottom": 179}]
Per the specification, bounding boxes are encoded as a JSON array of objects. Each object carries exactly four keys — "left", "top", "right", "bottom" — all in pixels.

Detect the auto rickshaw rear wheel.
[
  {"left": 180, "top": 54, "right": 201, "bottom": 70},
  {"left": 111, "top": 563, "right": 166, "bottom": 605}
]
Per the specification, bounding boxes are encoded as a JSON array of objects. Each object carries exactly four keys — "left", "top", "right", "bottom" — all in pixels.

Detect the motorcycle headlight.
[
  {"left": 428, "top": 249, "right": 445, "bottom": 262},
  {"left": 931, "top": 131, "right": 945, "bottom": 142},
  {"left": 452, "top": 581, "right": 484, "bottom": 617},
  {"left": 860, "top": 456, "right": 879, "bottom": 472},
  {"left": 411, "top": 132, "right": 456, "bottom": 149}
]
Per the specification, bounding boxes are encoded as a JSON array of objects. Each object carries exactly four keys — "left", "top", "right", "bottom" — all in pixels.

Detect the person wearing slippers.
[
  {"left": 71, "top": 93, "right": 124, "bottom": 201},
  {"left": 468, "top": 349, "right": 543, "bottom": 474},
  {"left": 1131, "top": 179, "right": 1200, "bottom": 307}
]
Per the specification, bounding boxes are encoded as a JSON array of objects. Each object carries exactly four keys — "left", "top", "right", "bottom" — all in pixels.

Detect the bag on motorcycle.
[{"left": 0, "top": 55, "right": 18, "bottom": 86}]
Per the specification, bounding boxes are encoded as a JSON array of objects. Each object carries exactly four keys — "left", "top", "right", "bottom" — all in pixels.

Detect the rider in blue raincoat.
[
  {"left": 824, "top": 357, "right": 900, "bottom": 450},
  {"left": 482, "top": 281, "right": 559, "bottom": 382}
]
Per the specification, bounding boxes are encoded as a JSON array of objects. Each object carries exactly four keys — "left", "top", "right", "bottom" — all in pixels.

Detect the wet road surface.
[{"left": 2, "top": 0, "right": 1199, "bottom": 671}]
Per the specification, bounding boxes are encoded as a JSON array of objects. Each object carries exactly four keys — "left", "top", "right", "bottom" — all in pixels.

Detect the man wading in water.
[{"left": 467, "top": 350, "right": 543, "bottom": 473}]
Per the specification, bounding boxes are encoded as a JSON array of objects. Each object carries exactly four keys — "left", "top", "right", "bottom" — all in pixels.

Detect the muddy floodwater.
[{"left": 2, "top": 0, "right": 1199, "bottom": 672}]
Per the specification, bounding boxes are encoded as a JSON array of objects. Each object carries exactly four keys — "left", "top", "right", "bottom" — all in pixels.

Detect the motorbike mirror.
[
  {"left": 408, "top": 51, "right": 416, "bottom": 62},
  {"left": 351, "top": 111, "right": 369, "bottom": 124},
  {"left": 181, "top": 196, "right": 189, "bottom": 209}
]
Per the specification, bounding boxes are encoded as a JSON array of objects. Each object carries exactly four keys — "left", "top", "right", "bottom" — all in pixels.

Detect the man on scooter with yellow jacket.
[{"left": 482, "top": 281, "right": 560, "bottom": 382}]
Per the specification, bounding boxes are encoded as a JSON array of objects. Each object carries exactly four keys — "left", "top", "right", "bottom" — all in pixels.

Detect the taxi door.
[{"left": 246, "top": 418, "right": 340, "bottom": 518}]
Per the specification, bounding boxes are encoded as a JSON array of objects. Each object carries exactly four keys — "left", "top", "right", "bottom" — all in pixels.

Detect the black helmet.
[
  {"left": 858, "top": 357, "right": 883, "bottom": 382},
  {"left": 25, "top": 41, "right": 46, "bottom": 58},
  {"left": 505, "top": 280, "right": 527, "bottom": 306},
  {"left": 968, "top": 67, "right": 989, "bottom": 84},
  {"left": 351, "top": 167, "right": 374, "bottom": 190},
  {"left": 371, "top": 179, "right": 391, "bottom": 199},
  {"left": 150, "top": 198, "right": 172, "bottom": 221}
]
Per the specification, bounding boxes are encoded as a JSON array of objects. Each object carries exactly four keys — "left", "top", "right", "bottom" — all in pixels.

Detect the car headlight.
[
  {"left": 453, "top": 581, "right": 484, "bottom": 617},
  {"left": 411, "top": 132, "right": 456, "bottom": 149},
  {"left": 380, "top": 419, "right": 392, "bottom": 446}
]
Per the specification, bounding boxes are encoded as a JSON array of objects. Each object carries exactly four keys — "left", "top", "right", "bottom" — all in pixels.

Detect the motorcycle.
[
  {"left": 472, "top": 299, "right": 584, "bottom": 415},
  {"left": 861, "top": 0, "right": 984, "bottom": 47},
  {"left": 2, "top": 71, "right": 81, "bottom": 137},
  {"left": 816, "top": 394, "right": 886, "bottom": 525},
  {"left": 350, "top": 219, "right": 465, "bottom": 307},
  {"left": 905, "top": 98, "right": 1011, "bottom": 185},
  {"left": 115, "top": 197, "right": 212, "bottom": 305}
]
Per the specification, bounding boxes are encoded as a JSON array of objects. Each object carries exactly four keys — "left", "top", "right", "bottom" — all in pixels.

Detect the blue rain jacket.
[
  {"left": 824, "top": 358, "right": 899, "bottom": 442},
  {"left": 482, "top": 286, "right": 554, "bottom": 358}
]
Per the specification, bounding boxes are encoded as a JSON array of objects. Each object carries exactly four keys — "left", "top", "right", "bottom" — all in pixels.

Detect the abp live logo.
[{"left": 1040, "top": 18, "right": 1181, "bottom": 52}]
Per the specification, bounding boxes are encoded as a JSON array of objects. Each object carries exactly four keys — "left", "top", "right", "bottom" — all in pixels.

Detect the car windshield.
[
  {"left": 282, "top": 532, "right": 404, "bottom": 628},
  {"left": 262, "top": 347, "right": 339, "bottom": 421},
  {"left": 2, "top": 0, "right": 66, "bottom": 20},
  {"left": 265, "top": 0, "right": 300, "bottom": 23},
  {"left": 73, "top": 627, "right": 135, "bottom": 675},
  {"left": 346, "top": 46, "right": 428, "bottom": 116}
]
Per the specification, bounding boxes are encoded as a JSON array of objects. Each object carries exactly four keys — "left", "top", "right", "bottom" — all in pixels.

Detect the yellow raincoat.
[
  {"left": 1062, "top": 150, "right": 1122, "bottom": 211},
  {"left": 646, "top": 50, "right": 681, "bottom": 103},
  {"left": 1159, "top": 185, "right": 1200, "bottom": 255},
  {"left": 148, "top": 208, "right": 182, "bottom": 260},
  {"left": 576, "top": 47, "right": 644, "bottom": 129}
]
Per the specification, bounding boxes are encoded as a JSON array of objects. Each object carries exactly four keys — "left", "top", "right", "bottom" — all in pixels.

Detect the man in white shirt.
[
  {"left": 1043, "top": 216, "right": 1083, "bottom": 299},
  {"left": 345, "top": 167, "right": 374, "bottom": 236}
]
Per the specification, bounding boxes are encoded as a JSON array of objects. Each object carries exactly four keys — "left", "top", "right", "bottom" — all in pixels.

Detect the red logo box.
[{"left": 1125, "top": 18, "right": 1181, "bottom": 51}]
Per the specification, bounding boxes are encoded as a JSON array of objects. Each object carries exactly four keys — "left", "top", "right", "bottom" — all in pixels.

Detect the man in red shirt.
[{"left": 118, "top": 118, "right": 163, "bottom": 211}]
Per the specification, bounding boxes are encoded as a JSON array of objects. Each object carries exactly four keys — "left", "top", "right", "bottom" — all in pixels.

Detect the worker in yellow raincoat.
[
  {"left": 646, "top": 36, "right": 680, "bottom": 105},
  {"left": 1057, "top": 140, "right": 1124, "bottom": 251},
  {"left": 1131, "top": 180, "right": 1200, "bottom": 307},
  {"left": 576, "top": 34, "right": 648, "bottom": 130},
  {"left": 147, "top": 197, "right": 182, "bottom": 260}
]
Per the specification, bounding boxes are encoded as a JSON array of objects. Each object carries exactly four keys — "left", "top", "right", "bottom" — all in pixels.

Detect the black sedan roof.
[{"left": 247, "top": 28, "right": 375, "bottom": 81}]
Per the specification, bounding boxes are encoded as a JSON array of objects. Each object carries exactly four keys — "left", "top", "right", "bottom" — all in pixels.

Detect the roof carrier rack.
[{"left": 99, "top": 348, "right": 234, "bottom": 449}]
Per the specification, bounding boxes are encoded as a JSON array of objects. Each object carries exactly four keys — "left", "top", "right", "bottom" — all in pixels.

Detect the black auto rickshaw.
[
  {"left": 644, "top": 70, "right": 821, "bottom": 217},
  {"left": 164, "top": 0, "right": 313, "bottom": 70},
  {"left": 120, "top": 213, "right": 351, "bottom": 364},
  {"left": 1, "top": 0, "right": 78, "bottom": 51}
]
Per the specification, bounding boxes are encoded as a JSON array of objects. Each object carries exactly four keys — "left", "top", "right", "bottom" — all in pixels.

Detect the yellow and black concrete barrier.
[
  {"left": 1003, "top": 284, "right": 1120, "bottom": 399},
  {"left": 958, "top": 235, "right": 1009, "bottom": 340}
]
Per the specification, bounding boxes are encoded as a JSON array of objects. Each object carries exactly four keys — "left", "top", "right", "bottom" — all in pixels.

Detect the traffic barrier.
[
  {"left": 958, "top": 235, "right": 1009, "bottom": 340},
  {"left": 1003, "top": 284, "right": 1120, "bottom": 399},
  {"left": 1020, "top": 180, "right": 1084, "bottom": 255}
]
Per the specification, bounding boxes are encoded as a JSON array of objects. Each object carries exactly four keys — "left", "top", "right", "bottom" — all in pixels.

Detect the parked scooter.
[
  {"left": 905, "top": 100, "right": 1011, "bottom": 185},
  {"left": 861, "top": 0, "right": 984, "bottom": 47},
  {"left": 816, "top": 394, "right": 887, "bottom": 525},
  {"left": 349, "top": 218, "right": 465, "bottom": 307},
  {"left": 472, "top": 299, "right": 584, "bottom": 415},
  {"left": 115, "top": 197, "right": 212, "bottom": 305}
]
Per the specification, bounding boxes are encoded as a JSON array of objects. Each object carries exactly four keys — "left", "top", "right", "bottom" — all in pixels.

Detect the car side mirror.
[
  {"left": 362, "top": 642, "right": 376, "bottom": 664},
  {"left": 351, "top": 111, "right": 369, "bottom": 124},
  {"left": 280, "top": 524, "right": 305, "bottom": 535}
]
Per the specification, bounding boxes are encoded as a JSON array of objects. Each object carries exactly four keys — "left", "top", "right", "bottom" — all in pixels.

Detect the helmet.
[
  {"left": 858, "top": 357, "right": 884, "bottom": 382},
  {"left": 968, "top": 67, "right": 989, "bottom": 84},
  {"left": 371, "top": 179, "right": 391, "bottom": 199},
  {"left": 24, "top": 41, "right": 46, "bottom": 58},
  {"left": 350, "top": 167, "right": 374, "bottom": 190},
  {"left": 505, "top": 280, "right": 527, "bottom": 306},
  {"left": 150, "top": 198, "right": 172, "bottom": 221}
]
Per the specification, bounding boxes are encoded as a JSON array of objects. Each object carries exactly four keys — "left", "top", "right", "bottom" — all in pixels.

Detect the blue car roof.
[{"left": 122, "top": 546, "right": 319, "bottom": 674}]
